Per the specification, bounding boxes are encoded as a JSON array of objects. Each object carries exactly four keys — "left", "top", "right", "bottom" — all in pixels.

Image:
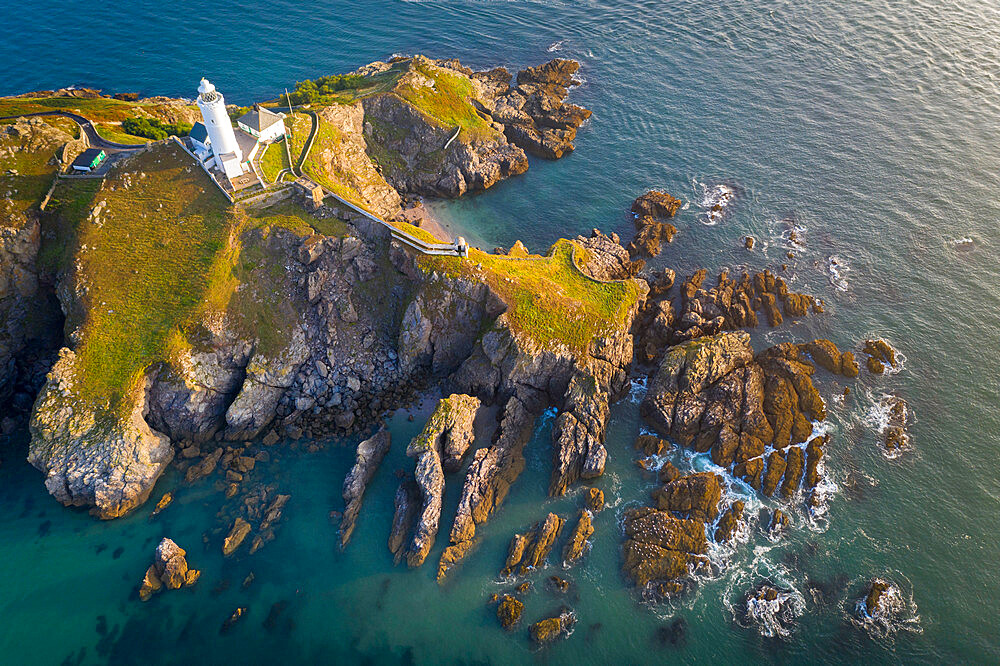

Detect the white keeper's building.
[{"left": 192, "top": 78, "right": 286, "bottom": 187}]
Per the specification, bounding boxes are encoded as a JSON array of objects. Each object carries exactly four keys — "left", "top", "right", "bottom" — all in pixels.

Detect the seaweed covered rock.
[
  {"left": 622, "top": 507, "right": 708, "bottom": 587},
  {"left": 340, "top": 427, "right": 392, "bottom": 547},
  {"left": 496, "top": 594, "right": 524, "bottom": 630}
]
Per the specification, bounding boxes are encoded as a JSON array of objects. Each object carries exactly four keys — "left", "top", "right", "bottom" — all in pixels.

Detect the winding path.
[{"left": 0, "top": 111, "right": 145, "bottom": 151}]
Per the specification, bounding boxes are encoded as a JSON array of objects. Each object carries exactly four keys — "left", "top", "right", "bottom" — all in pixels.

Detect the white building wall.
[
  {"left": 196, "top": 79, "right": 242, "bottom": 162},
  {"left": 259, "top": 121, "right": 285, "bottom": 143}
]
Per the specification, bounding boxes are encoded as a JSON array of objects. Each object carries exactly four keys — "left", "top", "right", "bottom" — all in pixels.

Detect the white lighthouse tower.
[{"left": 196, "top": 78, "right": 244, "bottom": 180}]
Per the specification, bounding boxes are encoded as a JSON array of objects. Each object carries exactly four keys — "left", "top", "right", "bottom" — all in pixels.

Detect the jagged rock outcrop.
[
  {"left": 0, "top": 118, "right": 73, "bottom": 405},
  {"left": 627, "top": 191, "right": 682, "bottom": 259},
  {"left": 139, "top": 537, "right": 200, "bottom": 601},
  {"left": 652, "top": 472, "right": 722, "bottom": 523},
  {"left": 654, "top": 269, "right": 823, "bottom": 350},
  {"left": 402, "top": 395, "right": 480, "bottom": 567},
  {"left": 223, "top": 517, "right": 251, "bottom": 556},
  {"left": 714, "top": 500, "right": 745, "bottom": 542},
  {"left": 585, "top": 487, "right": 605, "bottom": 512},
  {"left": 28, "top": 350, "right": 174, "bottom": 519},
  {"left": 863, "top": 338, "right": 898, "bottom": 374},
  {"left": 529, "top": 610, "right": 576, "bottom": 644},
  {"left": 562, "top": 509, "right": 594, "bottom": 564},
  {"left": 313, "top": 102, "right": 403, "bottom": 219},
  {"left": 388, "top": 476, "right": 419, "bottom": 564},
  {"left": 361, "top": 57, "right": 528, "bottom": 198},
  {"left": 340, "top": 427, "right": 391, "bottom": 547},
  {"left": 499, "top": 59, "right": 592, "bottom": 159},
  {"left": 573, "top": 229, "right": 639, "bottom": 281},
  {"left": 501, "top": 512, "right": 565, "bottom": 576},
  {"left": 496, "top": 594, "right": 523, "bottom": 630},
  {"left": 550, "top": 373, "right": 609, "bottom": 496},
  {"left": 640, "top": 332, "right": 845, "bottom": 495}
]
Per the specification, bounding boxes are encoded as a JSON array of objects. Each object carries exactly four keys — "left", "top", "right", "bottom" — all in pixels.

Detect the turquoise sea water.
[{"left": 3, "top": 0, "right": 1000, "bottom": 663}]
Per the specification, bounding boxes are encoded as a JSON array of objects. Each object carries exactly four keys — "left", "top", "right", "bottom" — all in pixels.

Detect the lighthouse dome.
[{"left": 198, "top": 78, "right": 216, "bottom": 96}]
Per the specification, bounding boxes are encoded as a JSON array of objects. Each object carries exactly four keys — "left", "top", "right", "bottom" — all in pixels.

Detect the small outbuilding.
[
  {"left": 189, "top": 121, "right": 210, "bottom": 151},
  {"left": 71, "top": 148, "right": 107, "bottom": 173}
]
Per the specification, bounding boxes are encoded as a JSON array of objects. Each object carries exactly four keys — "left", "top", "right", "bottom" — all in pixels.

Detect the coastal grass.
[
  {"left": 419, "top": 239, "right": 643, "bottom": 356},
  {"left": 0, "top": 95, "right": 195, "bottom": 124},
  {"left": 259, "top": 138, "right": 290, "bottom": 183},
  {"left": 0, "top": 128, "right": 64, "bottom": 227},
  {"left": 95, "top": 123, "right": 149, "bottom": 145},
  {"left": 66, "top": 143, "right": 234, "bottom": 410},
  {"left": 394, "top": 61, "right": 497, "bottom": 140}
]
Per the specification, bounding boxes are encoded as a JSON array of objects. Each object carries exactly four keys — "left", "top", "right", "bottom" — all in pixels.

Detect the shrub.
[
  {"left": 121, "top": 117, "right": 192, "bottom": 140},
  {"left": 287, "top": 74, "right": 366, "bottom": 105}
]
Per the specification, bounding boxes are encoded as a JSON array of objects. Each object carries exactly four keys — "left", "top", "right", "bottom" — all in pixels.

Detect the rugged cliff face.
[
  {"left": 360, "top": 55, "right": 588, "bottom": 198},
  {"left": 0, "top": 119, "right": 74, "bottom": 408}
]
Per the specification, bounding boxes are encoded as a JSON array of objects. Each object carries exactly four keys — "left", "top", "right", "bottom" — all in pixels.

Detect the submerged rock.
[
  {"left": 340, "top": 427, "right": 392, "bottom": 548},
  {"left": 223, "top": 518, "right": 251, "bottom": 556}
]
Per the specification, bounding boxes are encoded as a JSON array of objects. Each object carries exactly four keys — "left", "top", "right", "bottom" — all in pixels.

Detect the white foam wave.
[
  {"left": 828, "top": 255, "right": 850, "bottom": 291},
  {"left": 698, "top": 183, "right": 737, "bottom": 226},
  {"left": 547, "top": 40, "right": 564, "bottom": 52},
  {"left": 628, "top": 376, "right": 648, "bottom": 404},
  {"left": 849, "top": 577, "right": 922, "bottom": 640}
]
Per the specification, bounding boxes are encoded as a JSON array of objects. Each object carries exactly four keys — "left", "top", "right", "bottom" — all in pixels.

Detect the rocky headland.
[{"left": 0, "top": 55, "right": 912, "bottom": 648}]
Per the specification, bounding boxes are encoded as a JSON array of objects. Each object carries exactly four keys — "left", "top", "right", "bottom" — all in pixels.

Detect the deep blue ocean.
[{"left": 2, "top": 1, "right": 1000, "bottom": 663}]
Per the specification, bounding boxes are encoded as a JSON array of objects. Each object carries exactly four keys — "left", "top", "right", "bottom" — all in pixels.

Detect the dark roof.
[
  {"left": 237, "top": 105, "right": 284, "bottom": 132},
  {"left": 189, "top": 121, "right": 208, "bottom": 143},
  {"left": 72, "top": 148, "right": 105, "bottom": 168}
]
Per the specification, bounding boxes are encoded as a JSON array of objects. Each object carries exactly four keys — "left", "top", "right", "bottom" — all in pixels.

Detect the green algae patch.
[{"left": 419, "top": 240, "right": 643, "bottom": 356}]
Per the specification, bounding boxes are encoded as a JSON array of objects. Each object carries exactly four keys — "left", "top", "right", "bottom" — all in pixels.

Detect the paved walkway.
[{"left": 0, "top": 110, "right": 145, "bottom": 151}]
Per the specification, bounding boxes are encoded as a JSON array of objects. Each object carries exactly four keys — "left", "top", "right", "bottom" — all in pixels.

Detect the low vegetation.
[
  {"left": 259, "top": 138, "right": 291, "bottom": 183},
  {"left": 287, "top": 74, "right": 366, "bottom": 105},
  {"left": 121, "top": 117, "right": 192, "bottom": 140},
  {"left": 420, "top": 239, "right": 644, "bottom": 355},
  {"left": 0, "top": 95, "right": 195, "bottom": 123},
  {"left": 393, "top": 60, "right": 498, "bottom": 140}
]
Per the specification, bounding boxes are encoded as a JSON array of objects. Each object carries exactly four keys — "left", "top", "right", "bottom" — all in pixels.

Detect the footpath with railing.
[{"left": 292, "top": 111, "right": 467, "bottom": 257}]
